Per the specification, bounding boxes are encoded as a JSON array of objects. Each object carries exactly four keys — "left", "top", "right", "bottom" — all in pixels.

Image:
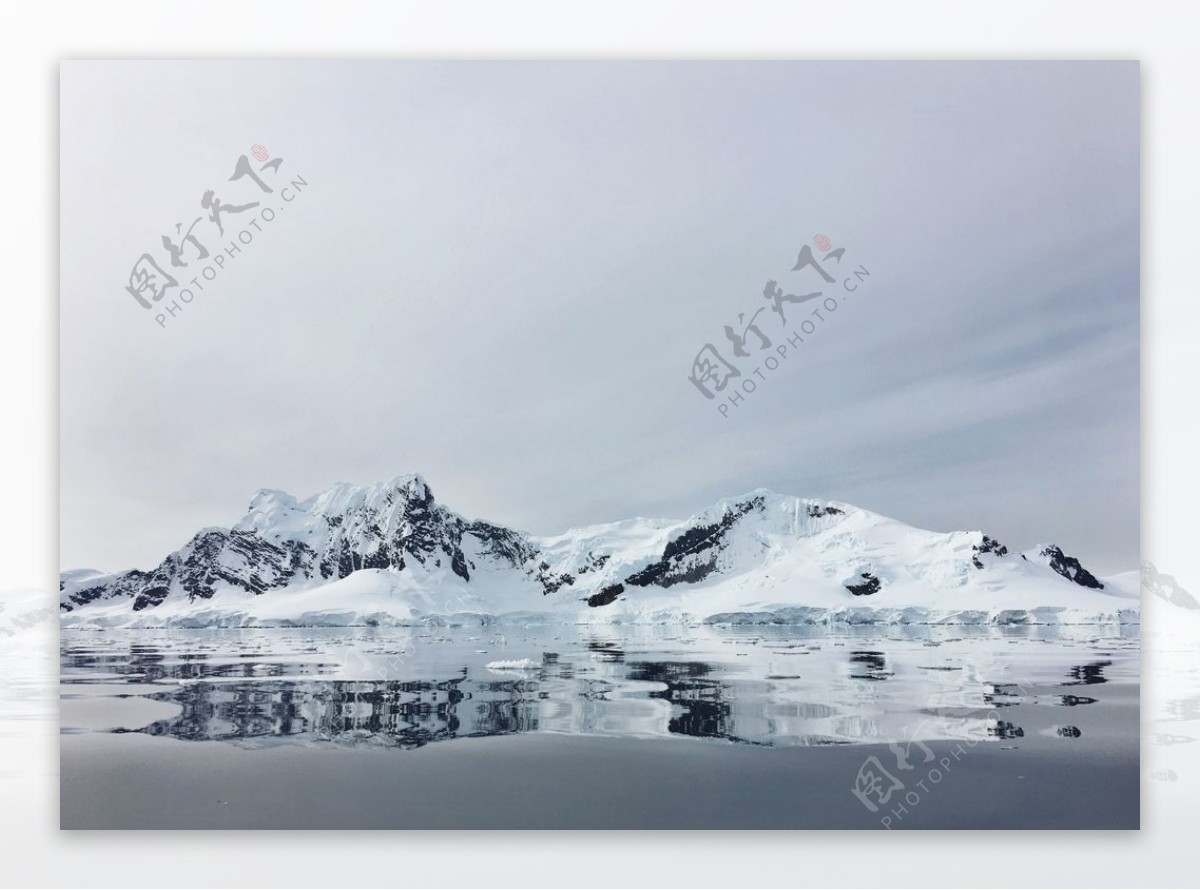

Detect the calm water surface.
[{"left": 59, "top": 623, "right": 1140, "bottom": 828}]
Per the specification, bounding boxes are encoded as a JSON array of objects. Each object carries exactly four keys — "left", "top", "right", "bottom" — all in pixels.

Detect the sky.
[{"left": 59, "top": 61, "right": 1139, "bottom": 574}]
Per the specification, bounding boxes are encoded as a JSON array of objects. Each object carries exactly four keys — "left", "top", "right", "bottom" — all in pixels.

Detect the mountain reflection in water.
[{"left": 60, "top": 624, "right": 1138, "bottom": 751}]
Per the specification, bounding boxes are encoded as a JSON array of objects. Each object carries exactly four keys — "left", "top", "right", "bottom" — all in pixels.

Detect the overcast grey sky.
[{"left": 60, "top": 61, "right": 1139, "bottom": 574}]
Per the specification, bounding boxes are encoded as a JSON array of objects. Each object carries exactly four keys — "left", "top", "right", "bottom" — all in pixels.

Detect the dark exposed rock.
[
  {"left": 65, "top": 569, "right": 151, "bottom": 611},
  {"left": 807, "top": 504, "right": 844, "bottom": 517},
  {"left": 1033, "top": 545, "right": 1103, "bottom": 589},
  {"left": 971, "top": 534, "right": 1009, "bottom": 569},
  {"left": 626, "top": 496, "right": 764, "bottom": 589},
  {"left": 575, "top": 551, "right": 610, "bottom": 576},
  {"left": 450, "top": 550, "right": 470, "bottom": 582},
  {"left": 845, "top": 572, "right": 881, "bottom": 596},
  {"left": 587, "top": 584, "right": 624, "bottom": 608},
  {"left": 469, "top": 520, "right": 537, "bottom": 567},
  {"left": 536, "top": 564, "right": 575, "bottom": 595}
]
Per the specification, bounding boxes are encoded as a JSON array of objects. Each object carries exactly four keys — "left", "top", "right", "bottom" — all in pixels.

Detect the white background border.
[{"left": 3, "top": 2, "right": 1196, "bottom": 887}]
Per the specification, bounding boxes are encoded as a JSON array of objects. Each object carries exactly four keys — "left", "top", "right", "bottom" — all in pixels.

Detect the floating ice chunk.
[{"left": 485, "top": 658, "right": 539, "bottom": 670}]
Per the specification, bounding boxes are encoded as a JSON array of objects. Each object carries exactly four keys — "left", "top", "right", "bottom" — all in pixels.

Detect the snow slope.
[{"left": 60, "top": 475, "right": 1138, "bottom": 628}]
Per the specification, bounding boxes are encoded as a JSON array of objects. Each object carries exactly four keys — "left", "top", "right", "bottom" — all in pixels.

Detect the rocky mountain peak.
[
  {"left": 60, "top": 475, "right": 1124, "bottom": 625},
  {"left": 1022, "top": 544, "right": 1104, "bottom": 589}
]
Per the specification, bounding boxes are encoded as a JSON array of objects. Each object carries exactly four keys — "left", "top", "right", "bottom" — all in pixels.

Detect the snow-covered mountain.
[{"left": 60, "top": 474, "right": 1138, "bottom": 627}]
